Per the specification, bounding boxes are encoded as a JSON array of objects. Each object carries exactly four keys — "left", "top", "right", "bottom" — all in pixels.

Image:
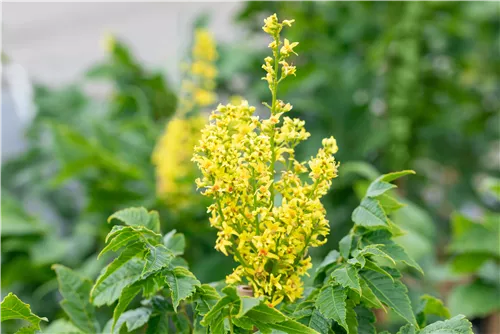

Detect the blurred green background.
[{"left": 2, "top": 2, "right": 499, "bottom": 333}]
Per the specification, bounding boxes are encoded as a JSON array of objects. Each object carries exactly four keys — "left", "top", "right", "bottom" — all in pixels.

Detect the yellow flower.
[
  {"left": 152, "top": 28, "right": 218, "bottom": 211},
  {"left": 280, "top": 39, "right": 299, "bottom": 57},
  {"left": 193, "top": 14, "right": 339, "bottom": 305}
]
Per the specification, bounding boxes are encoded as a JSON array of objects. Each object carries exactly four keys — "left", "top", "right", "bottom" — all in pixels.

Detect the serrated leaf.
[
  {"left": 245, "top": 303, "right": 286, "bottom": 323},
  {"left": 91, "top": 244, "right": 144, "bottom": 306},
  {"left": 53, "top": 265, "right": 100, "bottom": 333},
  {"left": 165, "top": 267, "right": 201, "bottom": 310},
  {"left": 233, "top": 316, "right": 255, "bottom": 330},
  {"left": 1, "top": 293, "right": 48, "bottom": 332},
  {"left": 201, "top": 296, "right": 233, "bottom": 327},
  {"left": 339, "top": 235, "right": 353, "bottom": 259},
  {"left": 365, "top": 170, "right": 415, "bottom": 199},
  {"left": 346, "top": 301, "right": 358, "bottom": 334},
  {"left": 379, "top": 243, "right": 423, "bottom": 274},
  {"left": 195, "top": 284, "right": 221, "bottom": 316},
  {"left": 108, "top": 207, "right": 160, "bottom": 232},
  {"left": 361, "top": 269, "right": 417, "bottom": 326},
  {"left": 378, "top": 193, "right": 405, "bottom": 214},
  {"left": 112, "top": 283, "right": 142, "bottom": 332},
  {"left": 113, "top": 307, "right": 152, "bottom": 334},
  {"left": 100, "top": 226, "right": 160, "bottom": 258},
  {"left": 316, "top": 285, "right": 347, "bottom": 331},
  {"left": 237, "top": 297, "right": 261, "bottom": 317},
  {"left": 142, "top": 245, "right": 174, "bottom": 278},
  {"left": 356, "top": 306, "right": 376, "bottom": 334},
  {"left": 366, "top": 180, "right": 396, "bottom": 198},
  {"left": 331, "top": 265, "right": 361, "bottom": 295},
  {"left": 420, "top": 315, "right": 473, "bottom": 334},
  {"left": 359, "top": 245, "right": 396, "bottom": 265},
  {"left": 359, "top": 278, "right": 384, "bottom": 309},
  {"left": 268, "top": 319, "right": 319, "bottom": 334},
  {"left": 163, "top": 229, "right": 186, "bottom": 256},
  {"left": 308, "top": 309, "right": 331, "bottom": 334},
  {"left": 397, "top": 324, "right": 417, "bottom": 334},
  {"left": 352, "top": 197, "right": 388, "bottom": 228}
]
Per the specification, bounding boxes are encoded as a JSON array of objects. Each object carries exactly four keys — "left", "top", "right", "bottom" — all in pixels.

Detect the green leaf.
[
  {"left": 195, "top": 284, "right": 221, "bottom": 316},
  {"left": 113, "top": 307, "right": 152, "bottom": 334},
  {"left": 379, "top": 243, "right": 423, "bottom": 274},
  {"left": 165, "top": 267, "right": 201, "bottom": 310},
  {"left": 146, "top": 314, "right": 170, "bottom": 334},
  {"left": 359, "top": 278, "right": 384, "bottom": 309},
  {"left": 316, "top": 285, "right": 347, "bottom": 331},
  {"left": 346, "top": 301, "right": 358, "bottom": 334},
  {"left": 378, "top": 193, "right": 406, "bottom": 214},
  {"left": 268, "top": 319, "right": 319, "bottom": 334},
  {"left": 233, "top": 316, "right": 255, "bottom": 330},
  {"left": 91, "top": 244, "right": 144, "bottom": 306},
  {"left": 364, "top": 170, "right": 415, "bottom": 198},
  {"left": 366, "top": 180, "right": 396, "bottom": 198},
  {"left": 307, "top": 310, "right": 331, "bottom": 334},
  {"left": 201, "top": 296, "right": 233, "bottom": 327},
  {"left": 352, "top": 197, "right": 388, "bottom": 228},
  {"left": 356, "top": 306, "right": 376, "bottom": 334},
  {"left": 100, "top": 225, "right": 160, "bottom": 258},
  {"left": 420, "top": 315, "right": 473, "bottom": 334},
  {"left": 331, "top": 265, "right": 361, "bottom": 295},
  {"left": 1, "top": 293, "right": 48, "bottom": 332},
  {"left": 53, "top": 265, "right": 100, "bottom": 333},
  {"left": 361, "top": 269, "right": 417, "bottom": 326},
  {"left": 245, "top": 303, "right": 286, "bottom": 323},
  {"left": 378, "top": 170, "right": 416, "bottom": 183},
  {"left": 237, "top": 297, "right": 261, "bottom": 317},
  {"left": 142, "top": 245, "right": 174, "bottom": 278},
  {"left": 397, "top": 324, "right": 417, "bottom": 334},
  {"left": 108, "top": 207, "right": 160, "bottom": 233},
  {"left": 112, "top": 283, "right": 142, "bottom": 332},
  {"left": 163, "top": 229, "right": 186, "bottom": 256},
  {"left": 339, "top": 235, "right": 353, "bottom": 259},
  {"left": 448, "top": 280, "right": 500, "bottom": 318},
  {"left": 418, "top": 294, "right": 450, "bottom": 319},
  {"left": 359, "top": 245, "right": 396, "bottom": 265}
]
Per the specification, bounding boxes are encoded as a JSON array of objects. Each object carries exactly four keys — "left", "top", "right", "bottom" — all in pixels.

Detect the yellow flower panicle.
[
  {"left": 193, "top": 15, "right": 339, "bottom": 305},
  {"left": 153, "top": 28, "right": 218, "bottom": 208}
]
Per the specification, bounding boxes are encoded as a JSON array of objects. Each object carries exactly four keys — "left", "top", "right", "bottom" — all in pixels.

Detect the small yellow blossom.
[
  {"left": 280, "top": 39, "right": 299, "bottom": 57},
  {"left": 193, "top": 14, "right": 339, "bottom": 304},
  {"left": 153, "top": 28, "right": 218, "bottom": 210}
]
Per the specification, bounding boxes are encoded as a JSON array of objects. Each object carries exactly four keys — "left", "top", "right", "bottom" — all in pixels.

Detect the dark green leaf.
[
  {"left": 361, "top": 269, "right": 417, "bottom": 326},
  {"left": 53, "top": 265, "right": 100, "bottom": 333},
  {"left": 352, "top": 197, "right": 388, "bottom": 228},
  {"left": 165, "top": 267, "right": 201, "bottom": 310},
  {"left": 316, "top": 285, "right": 347, "bottom": 331}
]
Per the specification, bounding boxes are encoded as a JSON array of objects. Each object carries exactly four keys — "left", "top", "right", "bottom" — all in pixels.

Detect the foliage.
[
  {"left": 44, "top": 172, "right": 473, "bottom": 333},
  {"left": 1, "top": 293, "right": 48, "bottom": 334},
  {"left": 0, "top": 31, "right": 217, "bottom": 325},
  {"left": 446, "top": 178, "right": 500, "bottom": 319}
]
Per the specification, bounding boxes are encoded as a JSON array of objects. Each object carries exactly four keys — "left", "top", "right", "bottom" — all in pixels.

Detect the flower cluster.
[
  {"left": 153, "top": 28, "right": 217, "bottom": 208},
  {"left": 193, "top": 14, "right": 339, "bottom": 305}
]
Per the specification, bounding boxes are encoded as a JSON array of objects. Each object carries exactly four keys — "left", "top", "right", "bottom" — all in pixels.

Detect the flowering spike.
[{"left": 193, "top": 14, "right": 339, "bottom": 305}]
